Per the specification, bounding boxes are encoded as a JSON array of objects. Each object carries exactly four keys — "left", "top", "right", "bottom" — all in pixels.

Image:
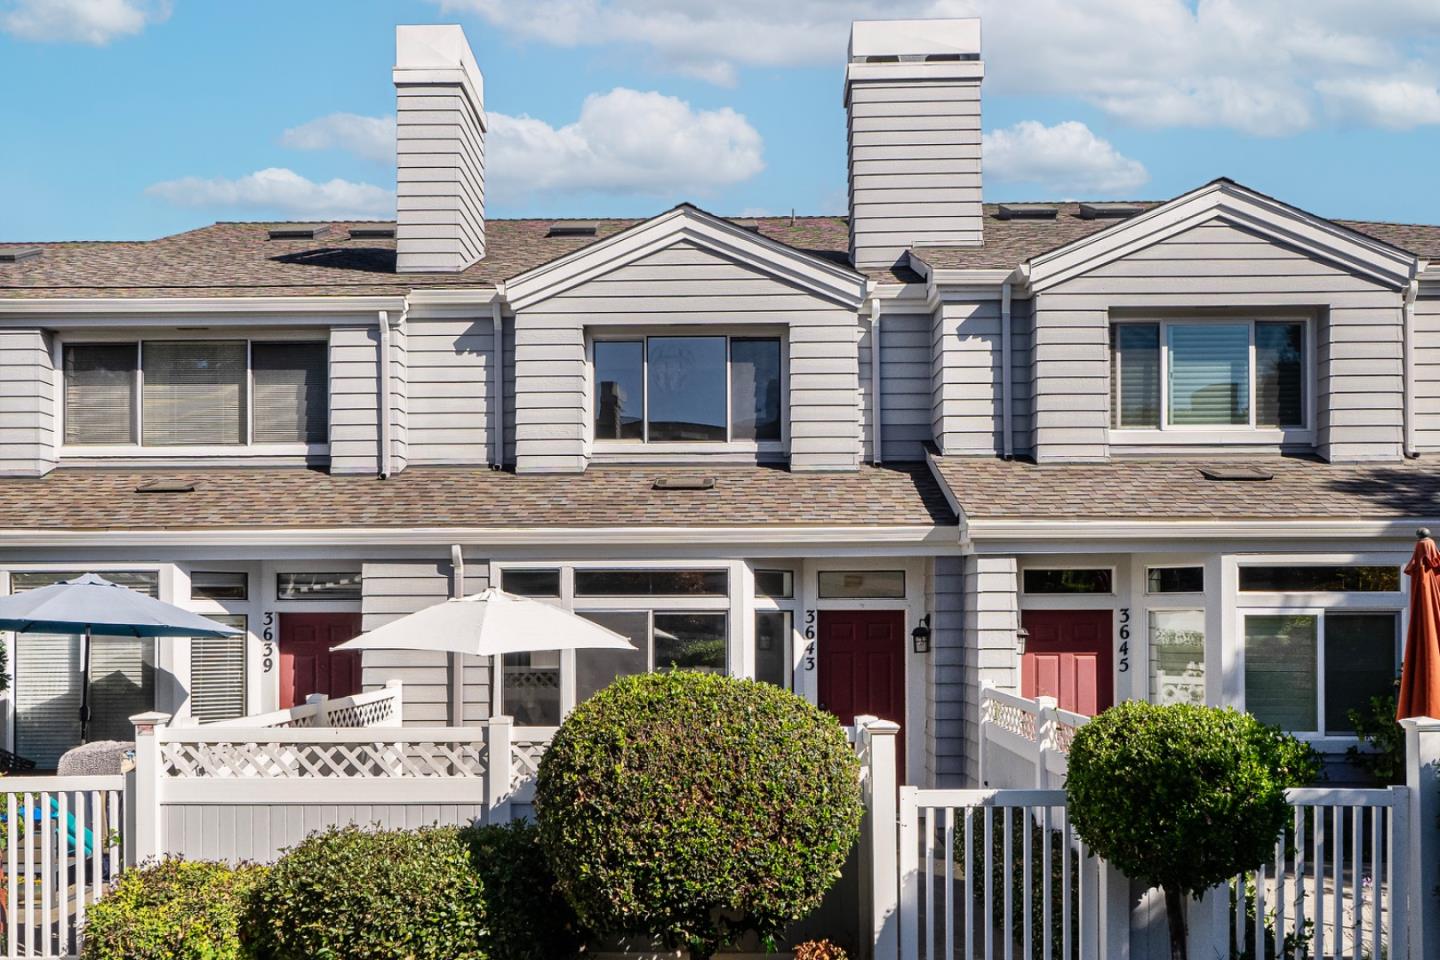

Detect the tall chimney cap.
[
  {"left": 849, "top": 18, "right": 981, "bottom": 61},
  {"left": 394, "top": 24, "right": 485, "bottom": 115}
]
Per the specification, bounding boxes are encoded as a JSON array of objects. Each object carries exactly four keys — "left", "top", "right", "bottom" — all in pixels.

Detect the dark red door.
[
  {"left": 1020, "top": 609, "right": 1113, "bottom": 716},
  {"left": 817, "top": 610, "right": 907, "bottom": 775},
  {"left": 278, "top": 612, "right": 363, "bottom": 709}
]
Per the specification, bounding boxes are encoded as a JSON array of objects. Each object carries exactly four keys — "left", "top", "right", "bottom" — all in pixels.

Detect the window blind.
[
  {"left": 142, "top": 341, "right": 246, "bottom": 445},
  {"left": 1255, "top": 321, "right": 1305, "bottom": 428},
  {"left": 189, "top": 614, "right": 247, "bottom": 723},
  {"left": 1110, "top": 324, "right": 1160, "bottom": 428},
  {"left": 1244, "top": 614, "right": 1317, "bottom": 731},
  {"left": 251, "top": 342, "right": 328, "bottom": 444},
  {"left": 1167, "top": 323, "right": 1250, "bottom": 425},
  {"left": 64, "top": 344, "right": 137, "bottom": 445}
]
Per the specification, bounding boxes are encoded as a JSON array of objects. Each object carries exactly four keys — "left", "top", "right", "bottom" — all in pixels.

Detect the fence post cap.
[
  {"left": 304, "top": 693, "right": 329, "bottom": 705},
  {"left": 129, "top": 711, "right": 172, "bottom": 734},
  {"left": 488, "top": 714, "right": 514, "bottom": 726},
  {"left": 863, "top": 718, "right": 902, "bottom": 735},
  {"left": 1399, "top": 716, "right": 1440, "bottom": 732}
]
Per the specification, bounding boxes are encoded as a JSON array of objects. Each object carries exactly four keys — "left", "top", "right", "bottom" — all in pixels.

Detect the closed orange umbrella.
[{"left": 1398, "top": 529, "right": 1440, "bottom": 720}]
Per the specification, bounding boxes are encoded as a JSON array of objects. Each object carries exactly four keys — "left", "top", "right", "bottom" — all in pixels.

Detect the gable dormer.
[{"left": 504, "top": 206, "right": 868, "bottom": 474}]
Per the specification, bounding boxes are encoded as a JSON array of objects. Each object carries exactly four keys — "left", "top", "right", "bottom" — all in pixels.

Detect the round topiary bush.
[
  {"left": 462, "top": 820, "right": 585, "bottom": 960},
  {"left": 535, "top": 671, "right": 863, "bottom": 960},
  {"left": 1065, "top": 701, "right": 1318, "bottom": 960},
  {"left": 245, "top": 825, "right": 487, "bottom": 960},
  {"left": 81, "top": 859, "right": 266, "bottom": 960}
]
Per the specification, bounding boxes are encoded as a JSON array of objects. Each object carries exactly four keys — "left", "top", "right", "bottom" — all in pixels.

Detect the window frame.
[
  {"left": 56, "top": 331, "right": 331, "bottom": 458},
  {"left": 1108, "top": 315, "right": 1315, "bottom": 444},
  {"left": 587, "top": 329, "right": 788, "bottom": 455}
]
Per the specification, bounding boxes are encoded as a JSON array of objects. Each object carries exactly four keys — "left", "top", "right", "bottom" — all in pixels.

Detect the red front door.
[
  {"left": 278, "top": 612, "right": 363, "bottom": 709},
  {"left": 1020, "top": 609, "right": 1113, "bottom": 716},
  {"left": 817, "top": 610, "right": 907, "bottom": 775}
]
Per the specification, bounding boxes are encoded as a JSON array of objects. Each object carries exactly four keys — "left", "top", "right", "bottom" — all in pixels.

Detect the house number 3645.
[{"left": 1117, "top": 607, "right": 1131, "bottom": 673}]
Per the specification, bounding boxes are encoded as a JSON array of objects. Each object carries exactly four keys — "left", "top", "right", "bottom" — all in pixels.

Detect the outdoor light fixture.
[
  {"left": 1016, "top": 626, "right": 1030, "bottom": 655},
  {"left": 911, "top": 615, "right": 932, "bottom": 654}
]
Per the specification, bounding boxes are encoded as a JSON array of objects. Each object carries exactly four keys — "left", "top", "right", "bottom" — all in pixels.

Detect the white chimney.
[
  {"left": 845, "top": 19, "right": 984, "bottom": 270},
  {"left": 393, "top": 24, "right": 487, "bottom": 273}
]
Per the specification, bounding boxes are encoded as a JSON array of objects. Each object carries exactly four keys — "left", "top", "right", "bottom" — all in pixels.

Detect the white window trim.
[
  {"left": 56, "top": 331, "right": 331, "bottom": 457},
  {"left": 1109, "top": 315, "right": 1316, "bottom": 443},
  {"left": 587, "top": 329, "right": 789, "bottom": 456}
]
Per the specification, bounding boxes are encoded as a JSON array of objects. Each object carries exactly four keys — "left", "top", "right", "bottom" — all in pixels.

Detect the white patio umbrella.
[
  {"left": 0, "top": 573, "right": 242, "bottom": 742},
  {"left": 334, "top": 587, "right": 636, "bottom": 656}
]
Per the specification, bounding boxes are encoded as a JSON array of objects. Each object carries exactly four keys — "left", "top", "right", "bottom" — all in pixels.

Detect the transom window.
[
  {"left": 593, "top": 335, "right": 782, "bottom": 443},
  {"left": 63, "top": 340, "right": 328, "bottom": 447},
  {"left": 1110, "top": 319, "right": 1307, "bottom": 430},
  {"left": 1238, "top": 565, "right": 1401, "bottom": 593}
]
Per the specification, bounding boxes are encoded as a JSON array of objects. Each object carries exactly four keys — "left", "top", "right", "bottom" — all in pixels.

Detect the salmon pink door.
[
  {"left": 817, "top": 610, "right": 906, "bottom": 774},
  {"left": 1020, "top": 609, "right": 1113, "bottom": 716},
  {"left": 278, "top": 612, "right": 363, "bottom": 709}
]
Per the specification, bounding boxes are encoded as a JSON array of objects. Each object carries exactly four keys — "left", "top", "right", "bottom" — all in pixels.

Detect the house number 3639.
[
  {"left": 261, "top": 611, "right": 276, "bottom": 673},
  {"left": 1117, "top": 608, "right": 1131, "bottom": 673}
]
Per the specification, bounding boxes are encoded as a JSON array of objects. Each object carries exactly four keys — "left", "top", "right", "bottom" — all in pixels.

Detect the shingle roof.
[
  {"left": 930, "top": 455, "right": 1440, "bottom": 522},
  {"left": 0, "top": 463, "right": 953, "bottom": 532},
  {"left": 4, "top": 204, "right": 1436, "bottom": 299}
]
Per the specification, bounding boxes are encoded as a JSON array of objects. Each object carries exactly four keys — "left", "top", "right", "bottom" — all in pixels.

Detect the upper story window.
[
  {"left": 63, "top": 340, "right": 328, "bottom": 448},
  {"left": 593, "top": 335, "right": 782, "bottom": 444},
  {"left": 1110, "top": 319, "right": 1307, "bottom": 432}
]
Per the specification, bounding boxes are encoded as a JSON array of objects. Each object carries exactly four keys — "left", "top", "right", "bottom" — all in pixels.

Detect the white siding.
[
  {"left": 879, "top": 312, "right": 932, "bottom": 461},
  {"left": 960, "top": 554, "right": 1018, "bottom": 788},
  {"left": 0, "top": 329, "right": 55, "bottom": 477},
  {"left": 512, "top": 240, "right": 862, "bottom": 473},
  {"left": 1032, "top": 218, "right": 1406, "bottom": 463},
  {"left": 328, "top": 326, "right": 381, "bottom": 475},
  {"left": 1412, "top": 293, "right": 1440, "bottom": 452},
  {"left": 361, "top": 559, "right": 490, "bottom": 726},
  {"left": 394, "top": 85, "right": 486, "bottom": 273},
  {"left": 406, "top": 314, "right": 495, "bottom": 465},
  {"left": 925, "top": 555, "right": 966, "bottom": 787},
  {"left": 390, "top": 320, "right": 408, "bottom": 473},
  {"left": 932, "top": 298, "right": 1002, "bottom": 456},
  {"left": 1010, "top": 299, "right": 1034, "bottom": 458}
]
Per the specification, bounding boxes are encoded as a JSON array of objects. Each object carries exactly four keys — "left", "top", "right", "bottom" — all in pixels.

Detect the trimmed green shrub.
[
  {"left": 246, "top": 825, "right": 486, "bottom": 960},
  {"left": 81, "top": 859, "right": 266, "bottom": 960},
  {"left": 1065, "top": 702, "right": 1318, "bottom": 960},
  {"left": 462, "top": 820, "right": 584, "bottom": 960},
  {"left": 536, "top": 671, "right": 863, "bottom": 960}
]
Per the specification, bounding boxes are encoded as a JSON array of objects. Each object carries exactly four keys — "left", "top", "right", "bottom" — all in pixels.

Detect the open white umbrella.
[
  {"left": 0, "top": 573, "right": 242, "bottom": 742},
  {"left": 334, "top": 587, "right": 635, "bottom": 656}
]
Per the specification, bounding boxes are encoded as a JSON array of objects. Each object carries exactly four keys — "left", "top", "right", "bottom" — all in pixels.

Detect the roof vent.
[
  {"left": 996, "top": 203, "right": 1058, "bottom": 220},
  {"left": 135, "top": 479, "right": 196, "bottom": 494},
  {"left": 1199, "top": 466, "right": 1273, "bottom": 482},
  {"left": 346, "top": 224, "right": 397, "bottom": 239},
  {"left": 652, "top": 475, "right": 716, "bottom": 491},
  {"left": 731, "top": 218, "right": 762, "bottom": 232},
  {"left": 0, "top": 247, "right": 41, "bottom": 263},
  {"left": 1078, "top": 202, "right": 1146, "bottom": 220},
  {"left": 267, "top": 224, "right": 332, "bottom": 241},
  {"left": 547, "top": 221, "right": 598, "bottom": 238}
]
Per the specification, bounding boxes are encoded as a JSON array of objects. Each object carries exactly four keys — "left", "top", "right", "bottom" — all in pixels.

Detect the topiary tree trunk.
[{"left": 1163, "top": 884, "right": 1187, "bottom": 960}]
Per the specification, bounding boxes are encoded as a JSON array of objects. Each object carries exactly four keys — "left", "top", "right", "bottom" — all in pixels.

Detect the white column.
[
  {"left": 859, "top": 717, "right": 900, "bottom": 960},
  {"left": 485, "top": 714, "right": 514, "bottom": 824},
  {"left": 305, "top": 693, "right": 329, "bottom": 727},
  {"left": 128, "top": 711, "right": 171, "bottom": 865},
  {"left": 1402, "top": 717, "right": 1440, "bottom": 960},
  {"left": 1034, "top": 695, "right": 1058, "bottom": 789}
]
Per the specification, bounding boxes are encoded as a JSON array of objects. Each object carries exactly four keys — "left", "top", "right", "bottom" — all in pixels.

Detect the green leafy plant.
[
  {"left": 245, "top": 825, "right": 487, "bottom": 960},
  {"left": 535, "top": 671, "right": 863, "bottom": 960},
  {"left": 81, "top": 859, "right": 266, "bottom": 960},
  {"left": 1345, "top": 685, "right": 1406, "bottom": 785},
  {"left": 1065, "top": 702, "right": 1318, "bottom": 960},
  {"left": 462, "top": 820, "right": 584, "bottom": 960}
]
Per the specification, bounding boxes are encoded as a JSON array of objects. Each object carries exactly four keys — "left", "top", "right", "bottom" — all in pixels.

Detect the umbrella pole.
[{"left": 78, "top": 624, "right": 93, "bottom": 743}]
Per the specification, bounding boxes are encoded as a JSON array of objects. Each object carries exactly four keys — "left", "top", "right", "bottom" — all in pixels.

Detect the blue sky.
[{"left": 3, "top": 0, "right": 1440, "bottom": 241}]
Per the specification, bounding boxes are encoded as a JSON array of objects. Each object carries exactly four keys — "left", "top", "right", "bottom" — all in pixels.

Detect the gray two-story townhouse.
[{"left": 2, "top": 17, "right": 1439, "bottom": 786}]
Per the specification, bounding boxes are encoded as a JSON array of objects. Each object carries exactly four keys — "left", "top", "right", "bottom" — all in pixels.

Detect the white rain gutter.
[
  {"left": 492, "top": 292, "right": 505, "bottom": 469},
  {"left": 449, "top": 543, "right": 465, "bottom": 725},
  {"left": 378, "top": 310, "right": 393, "bottom": 478},
  {"left": 870, "top": 297, "right": 883, "bottom": 464},
  {"left": 1404, "top": 279, "right": 1419, "bottom": 458},
  {"left": 1000, "top": 281, "right": 1013, "bottom": 460}
]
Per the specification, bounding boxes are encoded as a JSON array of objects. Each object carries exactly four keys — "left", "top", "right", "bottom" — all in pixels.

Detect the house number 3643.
[{"left": 1117, "top": 607, "right": 1131, "bottom": 673}]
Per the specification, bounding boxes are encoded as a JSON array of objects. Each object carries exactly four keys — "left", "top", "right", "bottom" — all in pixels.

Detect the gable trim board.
[
  {"left": 504, "top": 205, "right": 868, "bottom": 312},
  {"left": 1022, "top": 180, "right": 1422, "bottom": 294}
]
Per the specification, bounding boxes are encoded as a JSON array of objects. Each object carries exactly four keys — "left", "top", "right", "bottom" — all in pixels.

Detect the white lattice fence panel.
[
  {"left": 159, "top": 739, "right": 487, "bottom": 778},
  {"left": 984, "top": 693, "right": 1036, "bottom": 742},
  {"left": 326, "top": 697, "right": 396, "bottom": 728},
  {"left": 510, "top": 737, "right": 551, "bottom": 791}
]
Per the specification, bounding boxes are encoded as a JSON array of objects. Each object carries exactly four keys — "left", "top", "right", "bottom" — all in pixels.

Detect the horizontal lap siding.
[
  {"left": 933, "top": 299, "right": 1001, "bottom": 455},
  {"left": 390, "top": 321, "right": 408, "bottom": 472},
  {"left": 0, "top": 329, "right": 55, "bottom": 477},
  {"left": 328, "top": 326, "right": 380, "bottom": 474},
  {"left": 361, "top": 560, "right": 490, "bottom": 725},
  {"left": 928, "top": 555, "right": 966, "bottom": 787},
  {"left": 512, "top": 240, "right": 860, "bottom": 472},
  {"left": 1032, "top": 218, "right": 1405, "bottom": 463},
  {"left": 407, "top": 315, "right": 496, "bottom": 465},
  {"left": 1011, "top": 299, "right": 1034, "bottom": 457},
  {"left": 1414, "top": 296, "right": 1440, "bottom": 451},
  {"left": 848, "top": 80, "right": 982, "bottom": 269},
  {"left": 395, "top": 87, "right": 486, "bottom": 272},
  {"left": 880, "top": 312, "right": 932, "bottom": 461},
  {"left": 962, "top": 555, "right": 1018, "bottom": 787}
]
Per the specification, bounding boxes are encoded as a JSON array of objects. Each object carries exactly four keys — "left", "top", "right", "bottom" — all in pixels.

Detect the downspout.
[
  {"left": 492, "top": 292, "right": 505, "bottom": 470},
  {"left": 378, "top": 310, "right": 392, "bottom": 478},
  {"left": 1000, "top": 281, "right": 1013, "bottom": 460},
  {"left": 449, "top": 543, "right": 465, "bottom": 726},
  {"left": 870, "top": 297, "right": 883, "bottom": 464},
  {"left": 1404, "top": 279, "right": 1419, "bottom": 458}
]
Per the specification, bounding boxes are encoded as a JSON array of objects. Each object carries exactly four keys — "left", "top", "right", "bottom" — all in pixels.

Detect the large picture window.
[
  {"left": 1243, "top": 611, "right": 1397, "bottom": 734},
  {"left": 1110, "top": 319, "right": 1307, "bottom": 431},
  {"left": 593, "top": 335, "right": 782, "bottom": 444},
  {"left": 63, "top": 340, "right": 329, "bottom": 448}
]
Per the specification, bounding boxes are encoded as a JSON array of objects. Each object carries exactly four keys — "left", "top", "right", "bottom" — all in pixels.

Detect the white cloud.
[
  {"left": 1317, "top": 77, "right": 1440, "bottom": 130},
  {"left": 280, "top": 113, "right": 397, "bottom": 164},
  {"left": 145, "top": 168, "right": 394, "bottom": 219},
  {"left": 983, "top": 121, "right": 1149, "bottom": 196},
  {"left": 0, "top": 0, "right": 168, "bottom": 44},
  {"left": 434, "top": 0, "right": 1440, "bottom": 134}
]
